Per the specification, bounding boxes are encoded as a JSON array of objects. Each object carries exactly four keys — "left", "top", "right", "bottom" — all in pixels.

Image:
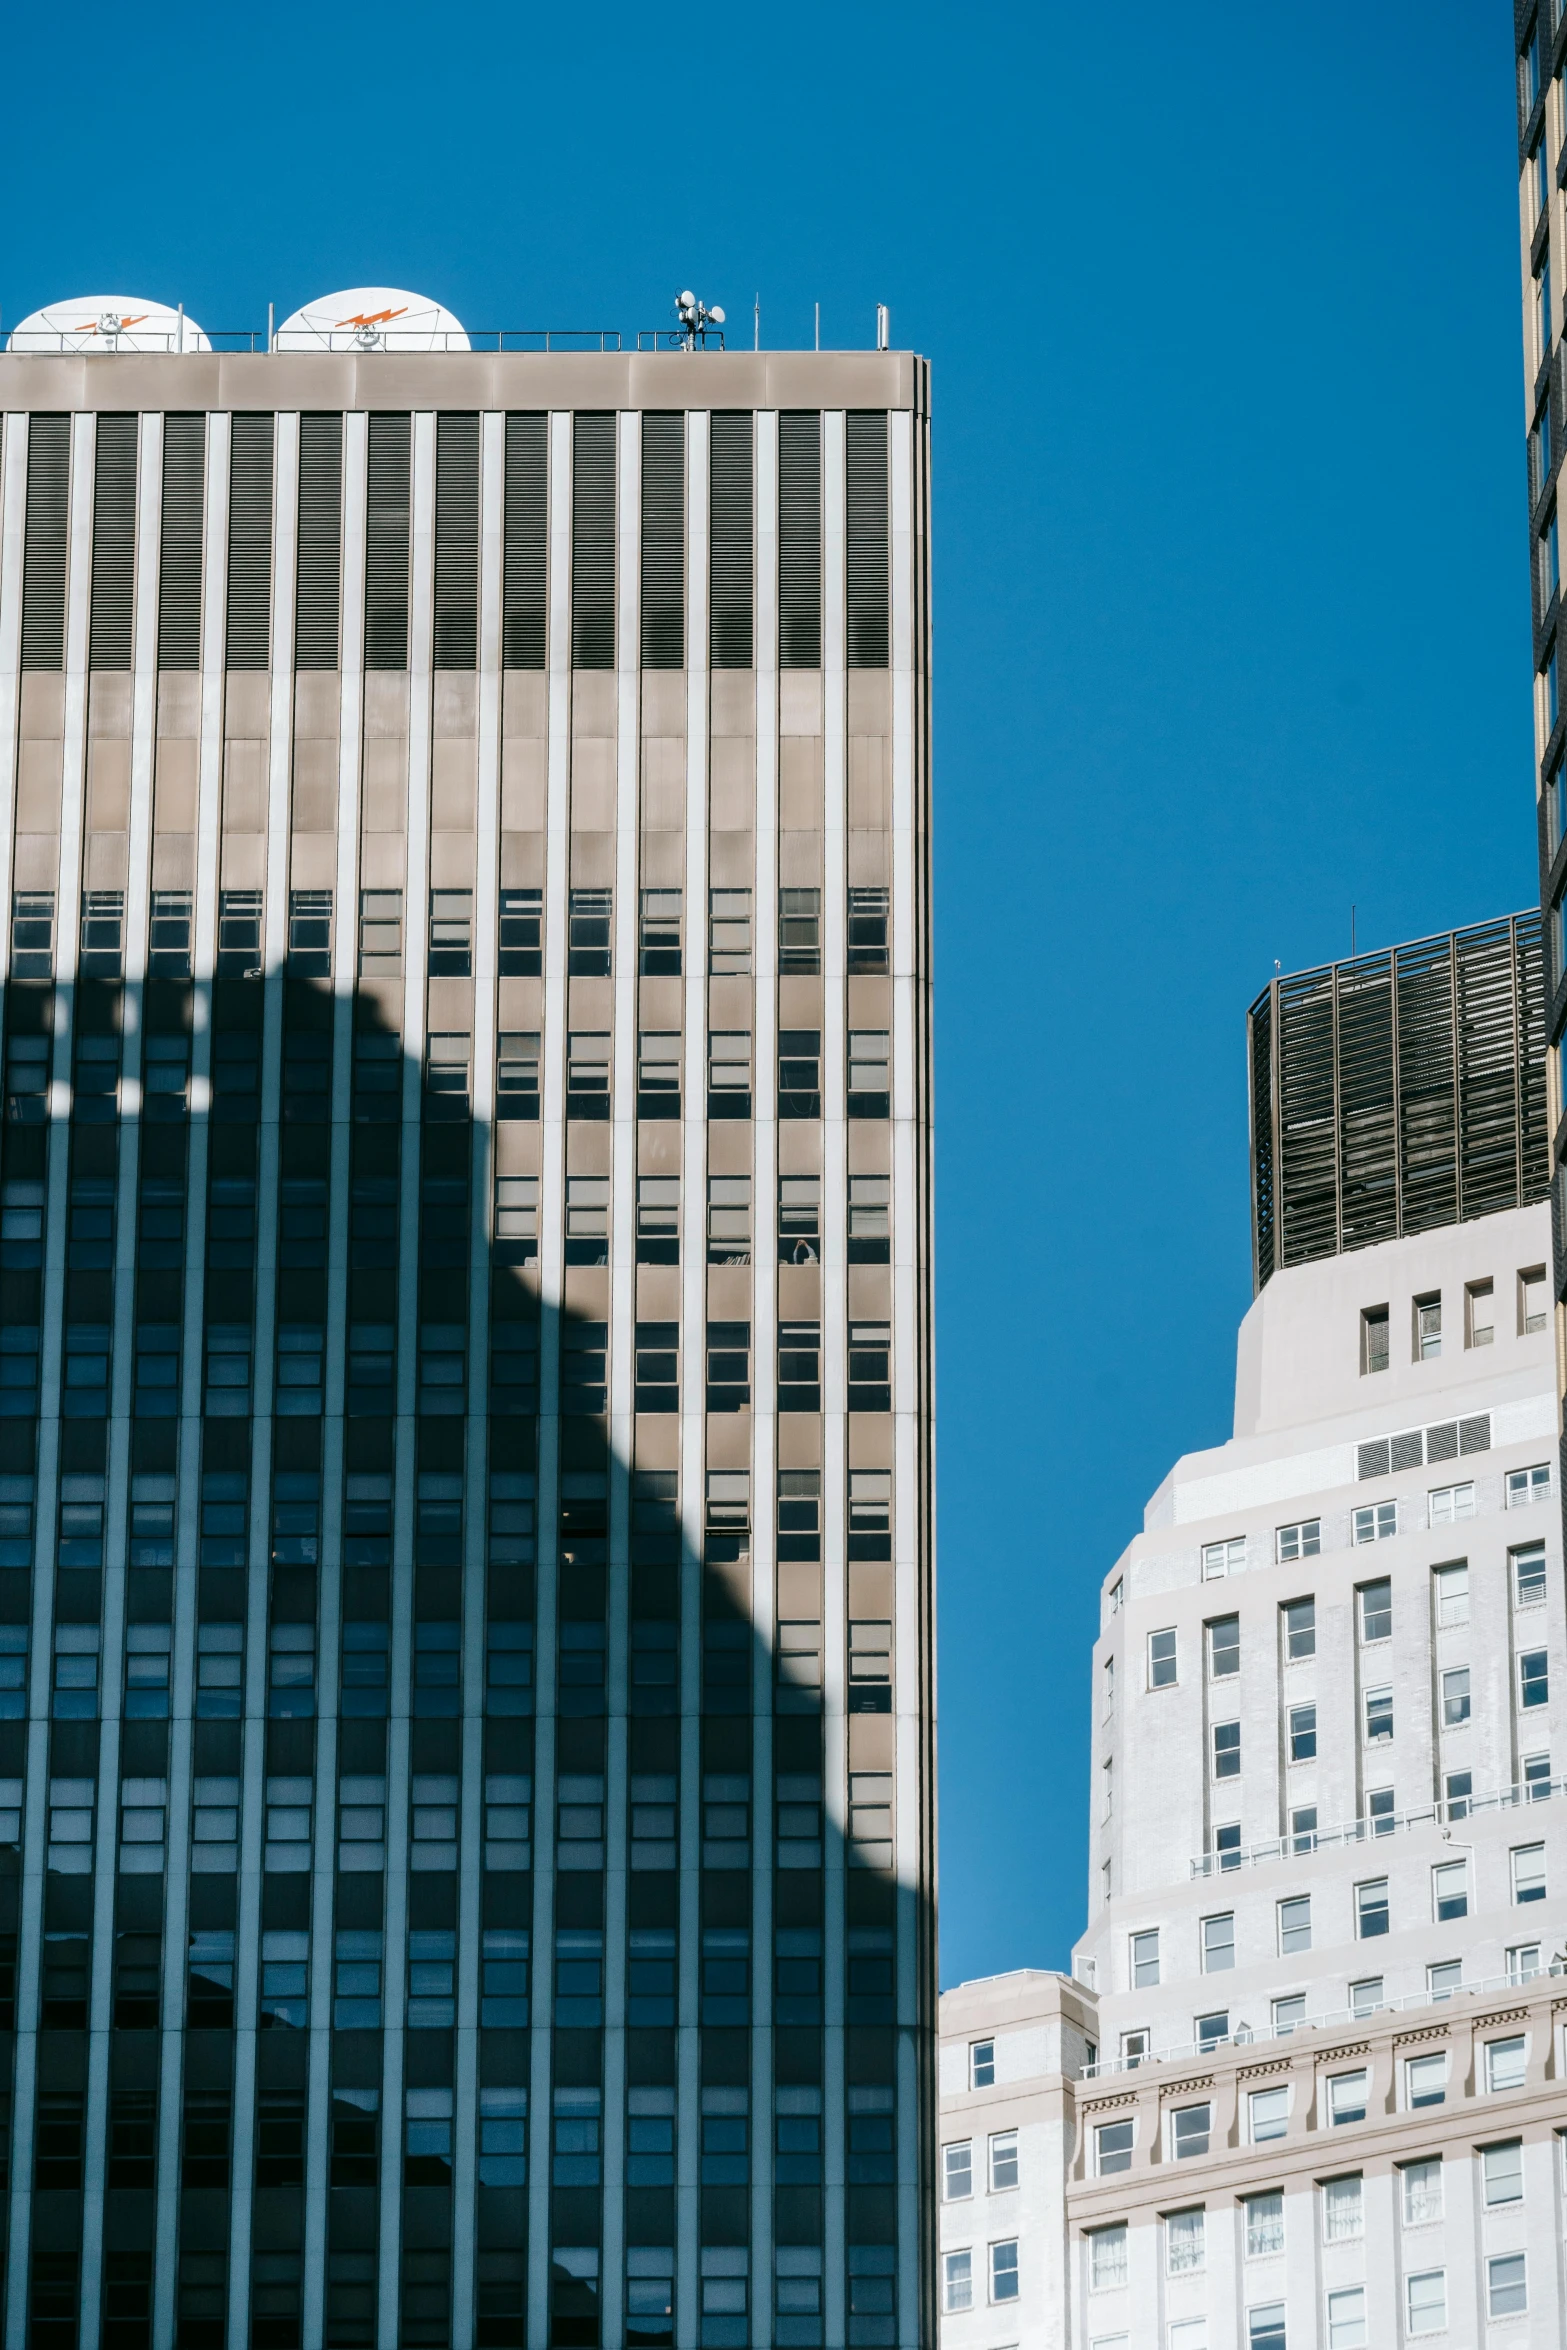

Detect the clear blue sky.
[{"left": 3, "top": 1, "right": 1536, "bottom": 1983}]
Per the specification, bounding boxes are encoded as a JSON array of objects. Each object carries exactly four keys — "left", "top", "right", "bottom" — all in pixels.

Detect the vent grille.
[
  {"left": 1355, "top": 1415, "right": 1490, "bottom": 1480},
  {"left": 779, "top": 411, "right": 822, "bottom": 670},
  {"left": 365, "top": 412, "right": 411, "bottom": 672},
  {"left": 1250, "top": 914, "right": 1549, "bottom": 1288},
  {"left": 502, "top": 413, "right": 547, "bottom": 670},
  {"left": 845, "top": 409, "right": 889, "bottom": 670},
  {"left": 88, "top": 413, "right": 138, "bottom": 672},
  {"left": 295, "top": 413, "right": 343, "bottom": 671},
  {"left": 640, "top": 412, "right": 684, "bottom": 670},
  {"left": 225, "top": 413, "right": 275, "bottom": 669},
  {"left": 433, "top": 411, "right": 479, "bottom": 669},
  {"left": 20, "top": 414, "right": 70, "bottom": 673},
  {"left": 571, "top": 412, "right": 616, "bottom": 670},
  {"left": 709, "top": 411, "right": 754, "bottom": 670},
  {"left": 157, "top": 414, "right": 206, "bottom": 671}
]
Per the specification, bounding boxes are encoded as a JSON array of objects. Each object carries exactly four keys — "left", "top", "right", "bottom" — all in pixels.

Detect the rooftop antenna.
[
  {"left": 673, "top": 290, "right": 725, "bottom": 350},
  {"left": 754, "top": 293, "right": 760, "bottom": 352},
  {"left": 176, "top": 303, "right": 184, "bottom": 355},
  {"left": 267, "top": 302, "right": 274, "bottom": 355},
  {"left": 814, "top": 301, "right": 820, "bottom": 351},
  {"left": 876, "top": 303, "right": 889, "bottom": 351}
]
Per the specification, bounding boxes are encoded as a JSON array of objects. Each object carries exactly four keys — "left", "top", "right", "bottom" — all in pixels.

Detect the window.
[
  {"left": 1248, "top": 2307, "right": 1285, "bottom": 2350},
  {"left": 1328, "top": 2070, "right": 1367, "bottom": 2127},
  {"left": 1401, "top": 2158, "right": 1442, "bottom": 2225},
  {"left": 1244, "top": 2192, "right": 1284, "bottom": 2258},
  {"left": 1523, "top": 1749, "right": 1551, "bottom": 1799},
  {"left": 1288, "top": 1703, "right": 1316, "bottom": 1762},
  {"left": 1277, "top": 1895, "right": 1310, "bottom": 1956},
  {"left": 941, "top": 2251, "right": 972, "bottom": 2314},
  {"left": 1130, "top": 1929, "right": 1160, "bottom": 1989},
  {"left": 1195, "top": 2008, "right": 1228, "bottom": 2051},
  {"left": 564, "top": 1176, "right": 608, "bottom": 1266},
  {"left": 777, "top": 886, "right": 820, "bottom": 973},
  {"left": 847, "top": 1171, "right": 890, "bottom": 1263},
  {"left": 1164, "top": 2208, "right": 1204, "bottom": 2275},
  {"left": 847, "top": 1030, "right": 889, "bottom": 1116},
  {"left": 1272, "top": 1993, "right": 1305, "bottom": 2036},
  {"left": 1405, "top": 2272, "right": 1446, "bottom": 2336},
  {"left": 1200, "top": 1914, "right": 1233, "bottom": 1972},
  {"left": 1282, "top": 1598, "right": 1315, "bottom": 1659},
  {"left": 1466, "top": 1278, "right": 1494, "bottom": 1347},
  {"left": 498, "top": 885, "right": 542, "bottom": 975},
  {"left": 1512, "top": 1842, "right": 1547, "bottom": 1903},
  {"left": 638, "top": 887, "right": 680, "bottom": 974},
  {"left": 1414, "top": 1293, "right": 1441, "bottom": 1359},
  {"left": 1520, "top": 1264, "right": 1547, "bottom": 1333},
  {"left": 1486, "top": 2034, "right": 1527, "bottom": 2092},
  {"left": 566, "top": 1031, "right": 610, "bottom": 1117},
  {"left": 1440, "top": 1667, "right": 1470, "bottom": 1728},
  {"left": 1355, "top": 1880, "right": 1388, "bottom": 1939},
  {"left": 847, "top": 1320, "right": 890, "bottom": 1410},
  {"left": 1289, "top": 1806, "right": 1317, "bottom": 1853},
  {"left": 969, "top": 2040, "right": 994, "bottom": 2089},
  {"left": 1363, "top": 1686, "right": 1392, "bottom": 1743},
  {"left": 1512, "top": 1541, "right": 1547, "bottom": 1605},
  {"left": 1147, "top": 1629, "right": 1177, "bottom": 1689},
  {"left": 778, "top": 1173, "right": 820, "bottom": 1263},
  {"left": 1202, "top": 1536, "right": 1244, "bottom": 1581},
  {"left": 1094, "top": 2118, "right": 1132, "bottom": 2175},
  {"left": 1520, "top": 1648, "right": 1549, "bottom": 1708},
  {"left": 1170, "top": 2103, "right": 1211, "bottom": 2160},
  {"left": 1365, "top": 1785, "right": 1395, "bottom": 1836},
  {"left": 1487, "top": 2254, "right": 1527, "bottom": 2319},
  {"left": 1249, "top": 2086, "right": 1289, "bottom": 2144},
  {"left": 1483, "top": 2139, "right": 1523, "bottom": 2205},
  {"left": 1433, "top": 1562, "right": 1468, "bottom": 1626},
  {"left": 1506, "top": 1940, "right": 1542, "bottom": 1983},
  {"left": 637, "top": 1177, "right": 680, "bottom": 1264},
  {"left": 567, "top": 887, "right": 611, "bottom": 975},
  {"left": 1211, "top": 1721, "right": 1240, "bottom": 1780},
  {"left": 1361, "top": 1306, "right": 1389, "bottom": 1374},
  {"left": 1276, "top": 1519, "right": 1319, "bottom": 1562},
  {"left": 427, "top": 888, "right": 472, "bottom": 974},
  {"left": 1088, "top": 2226, "right": 1127, "bottom": 2289},
  {"left": 848, "top": 885, "right": 889, "bottom": 972},
  {"left": 1405, "top": 2053, "right": 1447, "bottom": 2110},
  {"left": 149, "top": 887, "right": 194, "bottom": 977},
  {"left": 942, "top": 2141, "right": 972, "bottom": 2201},
  {"left": 1321, "top": 2175, "right": 1362, "bottom": 2241},
  {"left": 1352, "top": 1501, "right": 1396, "bottom": 1546},
  {"left": 1507, "top": 1462, "right": 1551, "bottom": 1507},
  {"left": 1326, "top": 2289, "right": 1365, "bottom": 2350},
  {"left": 1349, "top": 1976, "right": 1383, "bottom": 2018},
  {"left": 988, "top": 2130, "right": 1018, "bottom": 2192},
  {"left": 1431, "top": 1860, "right": 1467, "bottom": 1924},
  {"left": 358, "top": 887, "right": 402, "bottom": 974},
  {"left": 1428, "top": 1481, "right": 1474, "bottom": 1525},
  {"left": 1207, "top": 1615, "right": 1240, "bottom": 1676},
  {"left": 706, "top": 1176, "right": 749, "bottom": 1264},
  {"left": 708, "top": 1029, "right": 751, "bottom": 1117},
  {"left": 496, "top": 1031, "right": 539, "bottom": 1118},
  {"left": 989, "top": 2241, "right": 1018, "bottom": 2304}
]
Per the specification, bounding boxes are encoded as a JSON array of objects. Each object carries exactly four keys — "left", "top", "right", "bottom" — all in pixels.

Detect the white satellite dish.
[
  {"left": 7, "top": 297, "right": 210, "bottom": 355},
  {"left": 275, "top": 287, "right": 469, "bottom": 354}
]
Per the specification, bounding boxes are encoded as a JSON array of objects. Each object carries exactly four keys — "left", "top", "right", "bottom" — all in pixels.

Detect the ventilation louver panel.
[
  {"left": 295, "top": 413, "right": 343, "bottom": 671},
  {"left": 709, "top": 411, "right": 754, "bottom": 670},
  {"left": 365, "top": 413, "right": 412, "bottom": 672},
  {"left": 225, "top": 413, "right": 275, "bottom": 669},
  {"left": 640, "top": 413, "right": 684, "bottom": 670},
  {"left": 20, "top": 414, "right": 71, "bottom": 673},
  {"left": 778, "top": 411, "right": 822, "bottom": 671},
  {"left": 502, "top": 413, "right": 547, "bottom": 670},
  {"left": 571, "top": 413, "right": 616, "bottom": 670},
  {"left": 433, "top": 411, "right": 479, "bottom": 670},
  {"left": 845, "top": 410, "right": 889, "bottom": 670},
  {"left": 88, "top": 414, "right": 138, "bottom": 671},
  {"left": 157, "top": 415, "right": 207, "bottom": 671}
]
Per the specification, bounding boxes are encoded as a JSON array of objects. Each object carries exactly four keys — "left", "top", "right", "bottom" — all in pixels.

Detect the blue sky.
[{"left": 2, "top": 1, "right": 1536, "bottom": 1982}]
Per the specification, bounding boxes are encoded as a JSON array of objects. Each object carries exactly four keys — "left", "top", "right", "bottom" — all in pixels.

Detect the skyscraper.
[
  {"left": 0, "top": 291, "right": 935, "bottom": 2350},
  {"left": 937, "top": 919, "right": 1565, "bottom": 2349}
]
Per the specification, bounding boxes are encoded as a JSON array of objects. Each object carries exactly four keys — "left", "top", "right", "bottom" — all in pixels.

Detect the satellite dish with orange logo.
[
  {"left": 274, "top": 287, "right": 468, "bottom": 353},
  {"left": 7, "top": 297, "right": 211, "bottom": 354}
]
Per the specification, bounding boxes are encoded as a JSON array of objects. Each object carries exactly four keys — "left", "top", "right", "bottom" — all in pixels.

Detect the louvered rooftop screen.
[{"left": 1249, "top": 912, "right": 1549, "bottom": 1291}]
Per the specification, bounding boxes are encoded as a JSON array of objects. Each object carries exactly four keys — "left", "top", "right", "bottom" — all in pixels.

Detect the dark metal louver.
[
  {"left": 640, "top": 413, "right": 684, "bottom": 670},
  {"left": 433, "top": 412, "right": 479, "bottom": 670},
  {"left": 365, "top": 413, "right": 412, "bottom": 672},
  {"left": 1249, "top": 914, "right": 1549, "bottom": 1290},
  {"left": 156, "top": 415, "right": 206, "bottom": 671},
  {"left": 709, "top": 411, "right": 753, "bottom": 670},
  {"left": 845, "top": 410, "right": 889, "bottom": 670},
  {"left": 779, "top": 412, "right": 822, "bottom": 670},
  {"left": 295, "top": 413, "right": 343, "bottom": 671},
  {"left": 502, "top": 413, "right": 547, "bottom": 670},
  {"left": 88, "top": 414, "right": 138, "bottom": 672},
  {"left": 20, "top": 415, "right": 70, "bottom": 673},
  {"left": 571, "top": 413, "right": 616, "bottom": 670},
  {"left": 225, "top": 414, "right": 275, "bottom": 670}
]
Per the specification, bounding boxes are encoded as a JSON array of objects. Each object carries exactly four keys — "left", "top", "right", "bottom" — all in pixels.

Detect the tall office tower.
[
  {"left": 0, "top": 290, "right": 935, "bottom": 2350},
  {"left": 937, "top": 919, "right": 1567, "bottom": 2350}
]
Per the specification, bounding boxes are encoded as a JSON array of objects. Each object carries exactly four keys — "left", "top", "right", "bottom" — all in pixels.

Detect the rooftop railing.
[
  {"left": 3, "top": 326, "right": 739, "bottom": 357},
  {"left": 1189, "top": 1777, "right": 1561, "bottom": 1879}
]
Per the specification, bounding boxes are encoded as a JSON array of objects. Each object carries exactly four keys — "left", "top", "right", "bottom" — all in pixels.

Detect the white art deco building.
[{"left": 939, "top": 917, "right": 1567, "bottom": 2350}]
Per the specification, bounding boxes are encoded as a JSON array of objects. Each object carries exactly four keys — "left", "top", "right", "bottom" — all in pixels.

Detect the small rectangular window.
[
  {"left": 1433, "top": 1562, "right": 1468, "bottom": 1626},
  {"left": 1328, "top": 2069, "right": 1368, "bottom": 2126},
  {"left": 1486, "top": 2034, "right": 1527, "bottom": 2092},
  {"left": 1211, "top": 1720, "right": 1240, "bottom": 1780},
  {"left": 1358, "top": 1580, "right": 1392, "bottom": 1641},
  {"left": 1088, "top": 2225, "right": 1127, "bottom": 2288},
  {"left": 778, "top": 887, "right": 821, "bottom": 974},
  {"left": 988, "top": 2130, "right": 1018, "bottom": 2193},
  {"left": 1482, "top": 2139, "right": 1523, "bottom": 2205},
  {"left": 1407, "top": 2269, "right": 1447, "bottom": 2335},
  {"left": 707, "top": 887, "right": 751, "bottom": 976},
  {"left": 1275, "top": 1518, "right": 1319, "bottom": 1562},
  {"left": 1245, "top": 2192, "right": 1284, "bottom": 2258},
  {"left": 567, "top": 887, "right": 612, "bottom": 976},
  {"left": 1363, "top": 1685, "right": 1393, "bottom": 1743},
  {"left": 1277, "top": 1894, "right": 1311, "bottom": 1955},
  {"left": 1322, "top": 2174, "right": 1363, "bottom": 2240},
  {"left": 847, "top": 885, "right": 889, "bottom": 973},
  {"left": 1249, "top": 2085, "right": 1289, "bottom": 2144},
  {"left": 1520, "top": 1648, "right": 1550, "bottom": 1708},
  {"left": 1507, "top": 1462, "right": 1551, "bottom": 1508},
  {"left": 1512, "top": 1541, "right": 1547, "bottom": 1605},
  {"left": 1427, "top": 1481, "right": 1474, "bottom": 1525},
  {"left": 1094, "top": 2118, "right": 1132, "bottom": 2176},
  {"left": 1465, "top": 1278, "right": 1494, "bottom": 1346},
  {"left": 1361, "top": 1306, "right": 1389, "bottom": 1373},
  {"left": 940, "top": 2250, "right": 971, "bottom": 2314},
  {"left": 1200, "top": 1913, "right": 1234, "bottom": 1973},
  {"left": 1288, "top": 1702, "right": 1316, "bottom": 1763},
  {"left": 1201, "top": 1535, "right": 1245, "bottom": 1580},
  {"left": 1129, "top": 1928, "right": 1159, "bottom": 1989},
  {"left": 638, "top": 888, "right": 681, "bottom": 974},
  {"left": 1169, "top": 2102, "right": 1211, "bottom": 2159},
  {"left": 1414, "top": 1292, "right": 1441, "bottom": 1360},
  {"left": 1147, "top": 1629, "right": 1176, "bottom": 1689},
  {"left": 1401, "top": 2157, "right": 1442, "bottom": 2225},
  {"left": 1164, "top": 2207, "right": 1205, "bottom": 2274},
  {"left": 1282, "top": 1597, "right": 1315, "bottom": 1659},
  {"left": 941, "top": 2140, "right": 972, "bottom": 2201},
  {"left": 968, "top": 2040, "right": 993, "bottom": 2090},
  {"left": 358, "top": 888, "right": 402, "bottom": 976},
  {"left": 1440, "top": 1667, "right": 1470, "bottom": 1728},
  {"left": 1207, "top": 1615, "right": 1240, "bottom": 1677},
  {"left": 1352, "top": 1502, "right": 1397, "bottom": 1546},
  {"left": 1487, "top": 2253, "right": 1527, "bottom": 2319},
  {"left": 1355, "top": 1879, "right": 1389, "bottom": 1939},
  {"left": 1405, "top": 2052, "right": 1448, "bottom": 2109},
  {"left": 498, "top": 886, "right": 542, "bottom": 975},
  {"left": 1519, "top": 1265, "right": 1547, "bottom": 1333}
]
